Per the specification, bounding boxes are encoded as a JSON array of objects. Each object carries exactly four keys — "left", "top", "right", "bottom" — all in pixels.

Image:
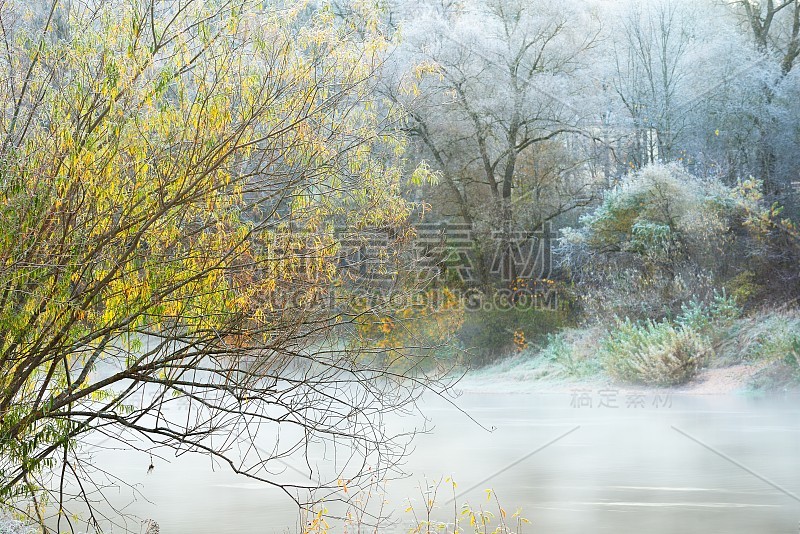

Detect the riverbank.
[
  {"left": 455, "top": 306, "right": 800, "bottom": 396},
  {"left": 459, "top": 361, "right": 778, "bottom": 395}
]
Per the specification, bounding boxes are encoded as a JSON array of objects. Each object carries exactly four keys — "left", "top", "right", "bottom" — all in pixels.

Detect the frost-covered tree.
[
  {"left": 608, "top": 0, "right": 700, "bottom": 167},
  {"left": 729, "top": 0, "right": 800, "bottom": 75},
  {"left": 723, "top": 0, "right": 800, "bottom": 193},
  {"left": 586, "top": 0, "right": 799, "bottom": 199},
  {"left": 385, "top": 0, "right": 600, "bottom": 286}
]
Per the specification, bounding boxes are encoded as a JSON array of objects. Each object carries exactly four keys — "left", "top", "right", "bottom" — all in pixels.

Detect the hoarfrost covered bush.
[
  {"left": 725, "top": 310, "right": 800, "bottom": 366},
  {"left": 676, "top": 292, "right": 741, "bottom": 331},
  {"left": 540, "top": 328, "right": 604, "bottom": 378},
  {"left": 560, "top": 163, "right": 754, "bottom": 319},
  {"left": 600, "top": 294, "right": 739, "bottom": 385},
  {"left": 601, "top": 320, "right": 709, "bottom": 386},
  {"left": 714, "top": 309, "right": 800, "bottom": 389}
]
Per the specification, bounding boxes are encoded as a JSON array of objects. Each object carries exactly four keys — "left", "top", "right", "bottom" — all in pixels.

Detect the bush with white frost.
[
  {"left": 559, "top": 163, "right": 753, "bottom": 319},
  {"left": 600, "top": 294, "right": 739, "bottom": 385}
]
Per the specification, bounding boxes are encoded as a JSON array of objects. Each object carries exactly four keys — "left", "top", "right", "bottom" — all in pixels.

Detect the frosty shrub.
[
  {"left": 601, "top": 319, "right": 711, "bottom": 386},
  {"left": 675, "top": 293, "right": 741, "bottom": 331},
  {"left": 726, "top": 310, "right": 800, "bottom": 364},
  {"left": 559, "top": 163, "right": 755, "bottom": 320},
  {"left": 540, "top": 329, "right": 604, "bottom": 378},
  {"left": 600, "top": 294, "right": 739, "bottom": 385}
]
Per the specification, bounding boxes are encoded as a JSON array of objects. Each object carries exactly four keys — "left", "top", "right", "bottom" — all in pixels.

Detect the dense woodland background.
[{"left": 362, "top": 0, "right": 800, "bottom": 371}]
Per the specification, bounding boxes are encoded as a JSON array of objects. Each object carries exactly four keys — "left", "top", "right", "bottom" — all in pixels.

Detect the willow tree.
[{"left": 0, "top": 0, "right": 441, "bottom": 530}]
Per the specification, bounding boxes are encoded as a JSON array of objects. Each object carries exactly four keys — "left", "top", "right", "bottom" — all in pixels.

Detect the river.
[{"left": 80, "top": 389, "right": 800, "bottom": 533}]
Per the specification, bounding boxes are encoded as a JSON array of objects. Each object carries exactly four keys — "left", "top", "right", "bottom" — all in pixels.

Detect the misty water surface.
[{"left": 80, "top": 390, "right": 800, "bottom": 533}]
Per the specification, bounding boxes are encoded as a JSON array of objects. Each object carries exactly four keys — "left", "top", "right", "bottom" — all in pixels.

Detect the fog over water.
[{"left": 78, "top": 389, "right": 800, "bottom": 533}]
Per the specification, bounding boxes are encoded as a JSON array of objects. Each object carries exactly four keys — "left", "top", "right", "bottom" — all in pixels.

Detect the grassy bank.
[{"left": 472, "top": 303, "right": 800, "bottom": 393}]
